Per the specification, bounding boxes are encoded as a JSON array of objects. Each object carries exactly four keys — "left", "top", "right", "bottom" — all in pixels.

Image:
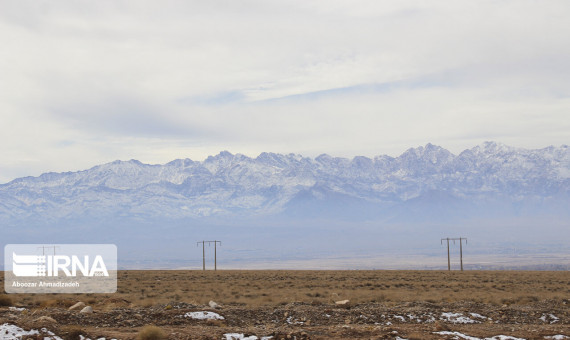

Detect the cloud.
[
  {"left": 0, "top": 0, "right": 569, "bottom": 182},
  {"left": 49, "top": 95, "right": 206, "bottom": 138}
]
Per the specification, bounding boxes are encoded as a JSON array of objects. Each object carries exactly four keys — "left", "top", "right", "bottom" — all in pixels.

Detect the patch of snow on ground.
[
  {"left": 394, "top": 315, "right": 406, "bottom": 322},
  {"left": 286, "top": 316, "right": 303, "bottom": 325},
  {"left": 223, "top": 334, "right": 273, "bottom": 340},
  {"left": 435, "top": 331, "right": 480, "bottom": 340},
  {"left": 0, "top": 324, "right": 39, "bottom": 340},
  {"left": 434, "top": 331, "right": 526, "bottom": 340},
  {"left": 0, "top": 323, "right": 63, "bottom": 340},
  {"left": 8, "top": 307, "right": 25, "bottom": 312},
  {"left": 184, "top": 311, "right": 224, "bottom": 320},
  {"left": 544, "top": 336, "right": 569, "bottom": 340},
  {"left": 469, "top": 313, "right": 488, "bottom": 320},
  {"left": 540, "top": 314, "right": 559, "bottom": 324},
  {"left": 440, "top": 312, "right": 479, "bottom": 324}
]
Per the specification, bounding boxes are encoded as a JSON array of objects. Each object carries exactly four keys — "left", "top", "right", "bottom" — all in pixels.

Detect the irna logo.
[
  {"left": 12, "top": 252, "right": 109, "bottom": 277},
  {"left": 5, "top": 244, "right": 117, "bottom": 293}
]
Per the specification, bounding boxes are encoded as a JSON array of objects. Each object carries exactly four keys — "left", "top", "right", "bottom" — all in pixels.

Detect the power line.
[
  {"left": 441, "top": 237, "right": 467, "bottom": 271},
  {"left": 196, "top": 240, "right": 221, "bottom": 271}
]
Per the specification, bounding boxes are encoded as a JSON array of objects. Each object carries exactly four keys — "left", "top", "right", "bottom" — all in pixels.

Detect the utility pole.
[
  {"left": 441, "top": 237, "right": 467, "bottom": 271},
  {"left": 214, "top": 241, "right": 219, "bottom": 271},
  {"left": 441, "top": 238, "right": 451, "bottom": 271},
  {"left": 197, "top": 240, "right": 221, "bottom": 271},
  {"left": 197, "top": 241, "right": 205, "bottom": 270},
  {"left": 459, "top": 237, "right": 467, "bottom": 271}
]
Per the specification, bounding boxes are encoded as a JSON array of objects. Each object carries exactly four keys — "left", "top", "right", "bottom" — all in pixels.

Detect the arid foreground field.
[{"left": 1, "top": 270, "right": 568, "bottom": 339}]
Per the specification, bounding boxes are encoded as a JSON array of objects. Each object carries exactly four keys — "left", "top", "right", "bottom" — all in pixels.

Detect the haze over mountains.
[{"left": 1, "top": 142, "right": 569, "bottom": 269}]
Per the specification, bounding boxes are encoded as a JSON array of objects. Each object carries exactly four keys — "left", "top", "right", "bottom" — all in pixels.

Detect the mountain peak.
[
  {"left": 217, "top": 150, "right": 234, "bottom": 158},
  {"left": 401, "top": 143, "right": 446, "bottom": 155},
  {"left": 205, "top": 150, "right": 234, "bottom": 162},
  {"left": 475, "top": 141, "right": 514, "bottom": 154},
  {"left": 166, "top": 158, "right": 195, "bottom": 167},
  {"left": 315, "top": 154, "right": 333, "bottom": 162},
  {"left": 398, "top": 143, "right": 454, "bottom": 166}
]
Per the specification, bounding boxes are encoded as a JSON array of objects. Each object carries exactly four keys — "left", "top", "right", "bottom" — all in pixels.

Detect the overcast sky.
[{"left": 1, "top": 0, "right": 569, "bottom": 183}]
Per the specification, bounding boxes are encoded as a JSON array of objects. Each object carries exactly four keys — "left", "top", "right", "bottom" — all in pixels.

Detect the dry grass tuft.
[
  {"left": 137, "top": 325, "right": 166, "bottom": 340},
  {"left": 39, "top": 298, "right": 75, "bottom": 308},
  {"left": 0, "top": 295, "right": 12, "bottom": 306},
  {"left": 434, "top": 320, "right": 449, "bottom": 331},
  {"left": 407, "top": 331, "right": 428, "bottom": 340},
  {"left": 61, "top": 325, "right": 86, "bottom": 340},
  {"left": 206, "top": 319, "right": 226, "bottom": 327}
]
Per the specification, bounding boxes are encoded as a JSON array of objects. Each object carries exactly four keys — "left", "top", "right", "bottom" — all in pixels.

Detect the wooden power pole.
[
  {"left": 441, "top": 238, "right": 451, "bottom": 270},
  {"left": 459, "top": 237, "right": 467, "bottom": 271},
  {"left": 197, "top": 240, "right": 222, "bottom": 271},
  {"left": 441, "top": 237, "right": 467, "bottom": 271}
]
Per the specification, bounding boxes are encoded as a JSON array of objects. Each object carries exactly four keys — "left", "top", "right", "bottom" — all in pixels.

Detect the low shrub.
[
  {"left": 137, "top": 325, "right": 166, "bottom": 340},
  {"left": 62, "top": 325, "right": 85, "bottom": 340},
  {"left": 0, "top": 295, "right": 12, "bottom": 306}
]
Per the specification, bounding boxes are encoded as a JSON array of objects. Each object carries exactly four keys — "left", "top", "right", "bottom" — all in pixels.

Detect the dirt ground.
[{"left": 1, "top": 270, "right": 568, "bottom": 339}]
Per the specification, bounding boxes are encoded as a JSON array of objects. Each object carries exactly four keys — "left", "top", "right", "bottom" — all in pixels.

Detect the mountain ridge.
[
  {"left": 1, "top": 141, "right": 569, "bottom": 224},
  {"left": 2, "top": 141, "right": 569, "bottom": 269}
]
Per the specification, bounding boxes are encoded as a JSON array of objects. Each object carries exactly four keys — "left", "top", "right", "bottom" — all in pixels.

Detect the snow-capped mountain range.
[{"left": 1, "top": 141, "right": 569, "bottom": 225}]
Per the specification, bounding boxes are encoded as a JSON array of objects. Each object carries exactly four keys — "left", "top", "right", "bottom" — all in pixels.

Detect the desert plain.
[{"left": 1, "top": 270, "right": 569, "bottom": 339}]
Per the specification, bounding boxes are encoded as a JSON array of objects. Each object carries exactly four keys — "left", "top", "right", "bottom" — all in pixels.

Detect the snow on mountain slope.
[{"left": 0, "top": 142, "right": 569, "bottom": 223}]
